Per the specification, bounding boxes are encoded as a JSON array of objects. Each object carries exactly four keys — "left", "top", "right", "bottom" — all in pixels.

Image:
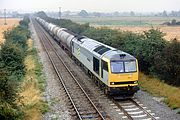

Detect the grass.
[
  {"left": 20, "top": 39, "right": 48, "bottom": 120},
  {"left": 91, "top": 20, "right": 148, "bottom": 26},
  {"left": 139, "top": 72, "right": 180, "bottom": 110}
]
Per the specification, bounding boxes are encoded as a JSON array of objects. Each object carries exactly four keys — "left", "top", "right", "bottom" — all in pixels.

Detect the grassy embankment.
[
  {"left": 139, "top": 72, "right": 180, "bottom": 110},
  {"left": 0, "top": 17, "right": 48, "bottom": 119},
  {"left": 20, "top": 38, "right": 49, "bottom": 120}
]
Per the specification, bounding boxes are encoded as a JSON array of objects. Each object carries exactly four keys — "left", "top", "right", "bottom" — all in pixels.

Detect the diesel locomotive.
[{"left": 35, "top": 17, "right": 139, "bottom": 98}]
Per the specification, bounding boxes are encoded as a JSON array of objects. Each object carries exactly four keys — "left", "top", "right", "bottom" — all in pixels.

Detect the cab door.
[
  {"left": 101, "top": 60, "right": 109, "bottom": 84},
  {"left": 93, "top": 57, "right": 100, "bottom": 75}
]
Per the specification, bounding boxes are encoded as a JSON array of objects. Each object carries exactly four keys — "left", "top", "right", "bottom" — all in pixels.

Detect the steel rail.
[
  {"left": 32, "top": 18, "right": 106, "bottom": 120},
  {"left": 32, "top": 18, "right": 83, "bottom": 120},
  {"left": 112, "top": 99, "right": 133, "bottom": 120},
  {"left": 130, "top": 98, "right": 157, "bottom": 120},
  {"left": 40, "top": 21, "right": 106, "bottom": 120},
  {"left": 112, "top": 97, "right": 158, "bottom": 120}
]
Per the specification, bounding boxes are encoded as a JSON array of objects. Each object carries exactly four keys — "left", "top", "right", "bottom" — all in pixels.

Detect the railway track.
[
  {"left": 32, "top": 18, "right": 106, "bottom": 120},
  {"left": 112, "top": 98, "right": 159, "bottom": 120}
]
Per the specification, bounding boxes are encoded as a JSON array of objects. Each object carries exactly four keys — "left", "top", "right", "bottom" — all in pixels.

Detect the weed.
[
  {"left": 139, "top": 72, "right": 180, "bottom": 109},
  {"left": 20, "top": 39, "right": 48, "bottom": 119},
  {"left": 39, "top": 100, "right": 50, "bottom": 114}
]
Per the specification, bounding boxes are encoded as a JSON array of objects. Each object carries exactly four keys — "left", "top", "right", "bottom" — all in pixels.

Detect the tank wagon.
[{"left": 36, "top": 17, "right": 139, "bottom": 98}]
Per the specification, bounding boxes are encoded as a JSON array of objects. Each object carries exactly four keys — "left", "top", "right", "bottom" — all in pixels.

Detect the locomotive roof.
[
  {"left": 103, "top": 50, "right": 136, "bottom": 60},
  {"left": 80, "top": 38, "right": 136, "bottom": 60},
  {"left": 80, "top": 38, "right": 102, "bottom": 51},
  {"left": 80, "top": 38, "right": 114, "bottom": 51}
]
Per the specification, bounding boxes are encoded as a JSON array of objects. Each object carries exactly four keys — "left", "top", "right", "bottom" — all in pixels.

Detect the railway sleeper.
[
  {"left": 79, "top": 111, "right": 98, "bottom": 115},
  {"left": 81, "top": 114, "right": 99, "bottom": 119}
]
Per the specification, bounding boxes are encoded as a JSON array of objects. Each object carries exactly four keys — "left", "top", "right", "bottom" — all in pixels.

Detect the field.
[
  {"left": 67, "top": 16, "right": 180, "bottom": 41},
  {"left": 0, "top": 18, "right": 20, "bottom": 44},
  {"left": 111, "top": 26, "right": 180, "bottom": 41},
  {"left": 66, "top": 16, "right": 180, "bottom": 26}
]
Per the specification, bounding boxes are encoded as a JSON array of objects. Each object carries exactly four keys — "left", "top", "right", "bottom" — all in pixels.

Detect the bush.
[
  {"left": 4, "top": 26, "right": 30, "bottom": 49},
  {"left": 19, "top": 16, "right": 30, "bottom": 29},
  {"left": 139, "top": 29, "right": 167, "bottom": 73},
  {"left": 0, "top": 100, "right": 24, "bottom": 120},
  {"left": 0, "top": 47, "right": 24, "bottom": 120},
  {"left": 0, "top": 16, "right": 30, "bottom": 119},
  {"left": 1, "top": 41, "right": 25, "bottom": 80},
  {"left": 0, "top": 66, "right": 24, "bottom": 120},
  {"left": 154, "top": 39, "right": 180, "bottom": 86},
  {"left": 83, "top": 27, "right": 123, "bottom": 46}
]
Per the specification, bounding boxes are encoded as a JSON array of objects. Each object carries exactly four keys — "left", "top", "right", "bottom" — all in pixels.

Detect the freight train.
[{"left": 35, "top": 17, "right": 139, "bottom": 98}]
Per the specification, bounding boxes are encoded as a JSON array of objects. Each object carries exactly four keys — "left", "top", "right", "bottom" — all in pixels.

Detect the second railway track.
[
  {"left": 112, "top": 98, "right": 159, "bottom": 120},
  {"left": 32, "top": 18, "right": 107, "bottom": 120}
]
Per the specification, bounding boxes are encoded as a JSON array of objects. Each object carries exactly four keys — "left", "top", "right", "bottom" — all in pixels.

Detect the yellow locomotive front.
[
  {"left": 102, "top": 52, "right": 139, "bottom": 98},
  {"left": 109, "top": 59, "right": 138, "bottom": 87}
]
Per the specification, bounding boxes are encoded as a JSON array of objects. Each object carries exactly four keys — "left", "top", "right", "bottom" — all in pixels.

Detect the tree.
[
  {"left": 140, "top": 29, "right": 167, "bottom": 73},
  {"left": 130, "top": 11, "right": 135, "bottom": 16},
  {"left": 92, "top": 12, "right": 101, "bottom": 17},
  {"left": 63, "top": 11, "right": 71, "bottom": 17},
  {"left": 19, "top": 16, "right": 30, "bottom": 28},
  {"left": 0, "top": 16, "right": 29, "bottom": 119},
  {"left": 154, "top": 39, "right": 180, "bottom": 86},
  {"left": 113, "top": 11, "right": 120, "bottom": 16},
  {"left": 162, "top": 10, "right": 168, "bottom": 17},
  {"left": 1, "top": 41, "right": 25, "bottom": 80},
  {"left": 0, "top": 42, "right": 24, "bottom": 119},
  {"left": 78, "top": 10, "right": 89, "bottom": 17},
  {"left": 171, "top": 19, "right": 177, "bottom": 25},
  {"left": 4, "top": 26, "right": 29, "bottom": 49}
]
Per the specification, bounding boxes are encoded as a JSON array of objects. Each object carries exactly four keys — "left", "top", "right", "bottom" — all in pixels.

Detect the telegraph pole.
[
  {"left": 59, "top": 7, "right": 61, "bottom": 19},
  {"left": 4, "top": 9, "right": 7, "bottom": 25}
]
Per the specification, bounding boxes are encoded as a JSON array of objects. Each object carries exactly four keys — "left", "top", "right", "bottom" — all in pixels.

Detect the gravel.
[
  {"left": 135, "top": 90, "right": 180, "bottom": 120},
  {"left": 30, "top": 19, "right": 72, "bottom": 120}
]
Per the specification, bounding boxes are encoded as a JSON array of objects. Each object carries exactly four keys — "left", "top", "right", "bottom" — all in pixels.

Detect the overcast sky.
[{"left": 0, "top": 0, "right": 180, "bottom": 13}]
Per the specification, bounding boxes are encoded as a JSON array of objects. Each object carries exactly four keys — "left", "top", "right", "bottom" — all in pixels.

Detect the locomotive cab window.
[
  {"left": 111, "top": 61, "right": 124, "bottom": 73},
  {"left": 71, "top": 41, "right": 74, "bottom": 53},
  {"left": 110, "top": 60, "right": 137, "bottom": 73},
  {"left": 124, "top": 60, "right": 136, "bottom": 72},
  {"left": 102, "top": 60, "right": 108, "bottom": 72},
  {"left": 101, "top": 60, "right": 108, "bottom": 78},
  {"left": 93, "top": 57, "right": 99, "bottom": 75}
]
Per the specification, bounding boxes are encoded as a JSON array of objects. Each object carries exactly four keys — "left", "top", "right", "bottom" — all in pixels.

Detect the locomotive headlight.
[
  {"left": 110, "top": 82, "right": 115, "bottom": 85},
  {"left": 134, "top": 81, "right": 138, "bottom": 84}
]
